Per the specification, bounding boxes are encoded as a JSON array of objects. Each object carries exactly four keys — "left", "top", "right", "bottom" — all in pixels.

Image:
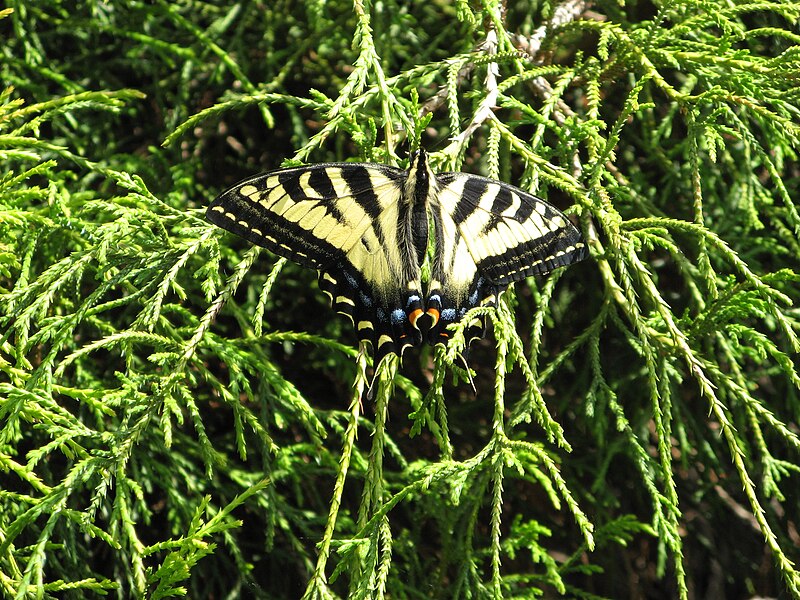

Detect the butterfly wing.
[
  {"left": 208, "top": 163, "right": 424, "bottom": 363},
  {"left": 428, "top": 172, "right": 587, "bottom": 345}
]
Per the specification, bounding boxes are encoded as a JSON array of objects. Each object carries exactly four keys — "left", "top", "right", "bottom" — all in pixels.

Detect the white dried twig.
[
  {"left": 443, "top": 28, "right": 499, "bottom": 154},
  {"left": 433, "top": 1, "right": 590, "bottom": 157},
  {"left": 514, "top": 0, "right": 589, "bottom": 125},
  {"left": 514, "top": 0, "right": 588, "bottom": 58}
]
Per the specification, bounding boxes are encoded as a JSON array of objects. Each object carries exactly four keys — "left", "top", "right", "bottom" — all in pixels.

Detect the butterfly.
[{"left": 207, "top": 149, "right": 587, "bottom": 370}]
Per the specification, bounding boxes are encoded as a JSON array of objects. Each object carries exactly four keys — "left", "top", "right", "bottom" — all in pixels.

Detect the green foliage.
[{"left": 1, "top": 0, "right": 799, "bottom": 598}]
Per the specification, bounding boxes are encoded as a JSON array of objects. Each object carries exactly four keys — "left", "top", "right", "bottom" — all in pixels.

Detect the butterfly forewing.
[
  {"left": 209, "top": 164, "right": 388, "bottom": 267},
  {"left": 436, "top": 173, "right": 587, "bottom": 284},
  {"left": 438, "top": 173, "right": 586, "bottom": 288}
]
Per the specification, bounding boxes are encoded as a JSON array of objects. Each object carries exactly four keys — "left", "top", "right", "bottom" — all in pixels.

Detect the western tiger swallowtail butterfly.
[{"left": 208, "top": 149, "right": 587, "bottom": 370}]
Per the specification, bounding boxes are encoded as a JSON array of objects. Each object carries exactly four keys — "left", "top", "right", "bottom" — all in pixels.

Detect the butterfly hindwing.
[{"left": 318, "top": 262, "right": 422, "bottom": 367}]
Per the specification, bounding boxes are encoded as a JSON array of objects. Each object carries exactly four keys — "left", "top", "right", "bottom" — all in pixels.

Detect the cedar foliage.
[{"left": 1, "top": 1, "right": 799, "bottom": 598}]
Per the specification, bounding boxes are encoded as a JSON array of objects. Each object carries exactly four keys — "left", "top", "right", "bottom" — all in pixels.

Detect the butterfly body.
[{"left": 208, "top": 150, "right": 587, "bottom": 368}]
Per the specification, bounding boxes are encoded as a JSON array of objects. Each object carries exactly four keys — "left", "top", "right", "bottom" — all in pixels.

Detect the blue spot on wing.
[
  {"left": 359, "top": 291, "right": 373, "bottom": 308},
  {"left": 343, "top": 271, "right": 358, "bottom": 288},
  {"left": 467, "top": 277, "right": 487, "bottom": 306},
  {"left": 405, "top": 294, "right": 421, "bottom": 309}
]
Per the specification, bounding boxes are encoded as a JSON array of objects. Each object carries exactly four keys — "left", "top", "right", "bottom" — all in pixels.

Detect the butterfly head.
[{"left": 409, "top": 147, "right": 426, "bottom": 163}]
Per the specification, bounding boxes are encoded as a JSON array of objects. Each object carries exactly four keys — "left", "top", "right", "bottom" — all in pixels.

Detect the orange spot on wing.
[
  {"left": 426, "top": 308, "right": 440, "bottom": 327},
  {"left": 409, "top": 308, "right": 424, "bottom": 327}
]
